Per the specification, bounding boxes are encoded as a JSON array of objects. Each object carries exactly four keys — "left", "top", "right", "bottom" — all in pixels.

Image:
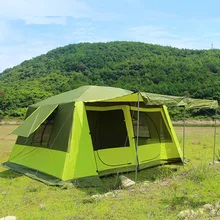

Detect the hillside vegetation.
[{"left": 0, "top": 41, "right": 219, "bottom": 118}]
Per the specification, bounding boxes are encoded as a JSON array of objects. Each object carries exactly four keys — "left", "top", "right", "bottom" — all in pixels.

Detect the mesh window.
[
  {"left": 131, "top": 111, "right": 172, "bottom": 145},
  {"left": 17, "top": 111, "right": 56, "bottom": 148},
  {"left": 31, "top": 113, "right": 55, "bottom": 147},
  {"left": 131, "top": 111, "right": 151, "bottom": 145},
  {"left": 86, "top": 110, "right": 129, "bottom": 150},
  {"left": 16, "top": 103, "right": 74, "bottom": 152}
]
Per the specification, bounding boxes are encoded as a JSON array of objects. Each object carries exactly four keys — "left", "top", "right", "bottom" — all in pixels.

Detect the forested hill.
[{"left": 0, "top": 41, "right": 219, "bottom": 118}]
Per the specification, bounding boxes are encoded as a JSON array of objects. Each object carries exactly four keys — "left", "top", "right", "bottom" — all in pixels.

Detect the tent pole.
[
  {"left": 213, "top": 109, "right": 217, "bottom": 164},
  {"left": 135, "top": 91, "right": 140, "bottom": 183},
  {"left": 182, "top": 106, "right": 186, "bottom": 166}
]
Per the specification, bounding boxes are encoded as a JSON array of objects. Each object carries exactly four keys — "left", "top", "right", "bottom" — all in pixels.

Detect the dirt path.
[
  {"left": 173, "top": 119, "right": 220, "bottom": 125},
  {"left": 1, "top": 119, "right": 220, "bottom": 125},
  {"left": 0, "top": 120, "right": 22, "bottom": 125}
]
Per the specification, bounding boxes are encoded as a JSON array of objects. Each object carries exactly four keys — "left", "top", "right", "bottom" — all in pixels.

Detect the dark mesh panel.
[
  {"left": 147, "top": 112, "right": 172, "bottom": 142},
  {"left": 87, "top": 110, "right": 129, "bottom": 150},
  {"left": 16, "top": 106, "right": 39, "bottom": 146},
  {"left": 48, "top": 103, "right": 74, "bottom": 152},
  {"left": 16, "top": 103, "right": 74, "bottom": 152},
  {"left": 25, "top": 106, "right": 38, "bottom": 118},
  {"left": 131, "top": 111, "right": 151, "bottom": 145},
  {"left": 130, "top": 111, "right": 172, "bottom": 145},
  {"left": 31, "top": 111, "right": 56, "bottom": 147}
]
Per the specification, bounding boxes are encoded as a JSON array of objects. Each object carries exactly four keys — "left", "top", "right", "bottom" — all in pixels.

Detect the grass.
[{"left": 0, "top": 125, "right": 220, "bottom": 219}]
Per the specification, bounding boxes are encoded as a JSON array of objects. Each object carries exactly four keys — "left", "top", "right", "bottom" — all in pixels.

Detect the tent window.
[
  {"left": 16, "top": 103, "right": 74, "bottom": 152},
  {"left": 16, "top": 111, "right": 56, "bottom": 147},
  {"left": 87, "top": 110, "right": 129, "bottom": 150},
  {"left": 130, "top": 111, "right": 172, "bottom": 144},
  {"left": 32, "top": 114, "right": 55, "bottom": 147},
  {"left": 131, "top": 111, "right": 151, "bottom": 145}
]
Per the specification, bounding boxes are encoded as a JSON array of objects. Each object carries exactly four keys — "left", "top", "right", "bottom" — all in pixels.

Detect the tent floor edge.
[
  {"left": 139, "top": 158, "right": 183, "bottom": 170},
  {"left": 1, "top": 162, "right": 102, "bottom": 187},
  {"left": 1, "top": 161, "right": 64, "bottom": 186}
]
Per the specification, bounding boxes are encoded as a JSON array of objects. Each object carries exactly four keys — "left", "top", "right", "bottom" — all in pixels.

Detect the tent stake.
[
  {"left": 135, "top": 91, "right": 140, "bottom": 183},
  {"left": 182, "top": 106, "right": 186, "bottom": 166},
  {"left": 213, "top": 109, "right": 217, "bottom": 164}
]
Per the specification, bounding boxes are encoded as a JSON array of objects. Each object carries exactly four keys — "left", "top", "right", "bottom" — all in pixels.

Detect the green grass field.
[{"left": 0, "top": 125, "right": 220, "bottom": 219}]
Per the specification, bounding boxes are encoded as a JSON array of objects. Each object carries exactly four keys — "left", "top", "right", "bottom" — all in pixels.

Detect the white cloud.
[
  {"left": 25, "top": 17, "right": 67, "bottom": 25},
  {"left": 0, "top": 0, "right": 122, "bottom": 24},
  {"left": 90, "top": 12, "right": 122, "bottom": 22},
  {"left": 64, "top": 22, "right": 111, "bottom": 43},
  {"left": 127, "top": 25, "right": 213, "bottom": 49},
  {"left": 0, "top": 0, "right": 90, "bottom": 25},
  {"left": 0, "top": 21, "right": 10, "bottom": 42},
  {"left": 0, "top": 0, "right": 89, "bottom": 18},
  {"left": 129, "top": 26, "right": 168, "bottom": 38},
  {"left": 128, "top": 25, "right": 179, "bottom": 42}
]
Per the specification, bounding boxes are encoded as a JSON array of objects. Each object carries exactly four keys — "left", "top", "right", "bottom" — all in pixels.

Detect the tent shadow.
[
  {"left": 0, "top": 169, "right": 22, "bottom": 179},
  {"left": 80, "top": 165, "right": 179, "bottom": 196},
  {"left": 135, "top": 166, "right": 178, "bottom": 182}
]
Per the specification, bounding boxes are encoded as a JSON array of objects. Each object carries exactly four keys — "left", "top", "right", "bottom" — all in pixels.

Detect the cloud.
[
  {"left": 63, "top": 22, "right": 111, "bottom": 43},
  {"left": 0, "top": 21, "right": 10, "bottom": 42},
  {"left": 127, "top": 25, "right": 213, "bottom": 49},
  {"left": 0, "top": 0, "right": 89, "bottom": 17},
  {"left": 0, "top": 0, "right": 122, "bottom": 24},
  {"left": 25, "top": 17, "right": 67, "bottom": 25},
  {"left": 128, "top": 25, "right": 179, "bottom": 41},
  {"left": 0, "top": 0, "right": 90, "bottom": 25}
]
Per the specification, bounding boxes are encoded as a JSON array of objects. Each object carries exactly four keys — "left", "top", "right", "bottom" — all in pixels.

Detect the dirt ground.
[
  {"left": 1, "top": 119, "right": 220, "bottom": 125},
  {"left": 172, "top": 119, "right": 220, "bottom": 125}
]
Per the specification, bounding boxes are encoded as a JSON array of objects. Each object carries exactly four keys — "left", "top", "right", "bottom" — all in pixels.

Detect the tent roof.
[
  {"left": 32, "top": 85, "right": 132, "bottom": 107},
  {"left": 32, "top": 85, "right": 219, "bottom": 109}
]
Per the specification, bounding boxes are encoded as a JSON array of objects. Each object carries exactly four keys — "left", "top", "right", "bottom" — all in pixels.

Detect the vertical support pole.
[
  {"left": 182, "top": 106, "right": 186, "bottom": 166},
  {"left": 213, "top": 109, "right": 217, "bottom": 164},
  {"left": 135, "top": 91, "right": 140, "bottom": 183}
]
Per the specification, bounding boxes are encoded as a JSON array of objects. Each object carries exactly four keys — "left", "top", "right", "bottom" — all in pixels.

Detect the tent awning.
[
  {"left": 141, "top": 92, "right": 219, "bottom": 109},
  {"left": 30, "top": 86, "right": 218, "bottom": 110},
  {"left": 12, "top": 104, "right": 58, "bottom": 137}
]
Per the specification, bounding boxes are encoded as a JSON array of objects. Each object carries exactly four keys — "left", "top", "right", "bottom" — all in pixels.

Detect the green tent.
[{"left": 3, "top": 86, "right": 219, "bottom": 185}]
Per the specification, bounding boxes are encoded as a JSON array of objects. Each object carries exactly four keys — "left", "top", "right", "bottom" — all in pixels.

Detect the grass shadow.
[
  {"left": 162, "top": 195, "right": 207, "bottom": 210},
  {"left": 0, "top": 169, "right": 22, "bottom": 179},
  {"left": 79, "top": 165, "right": 180, "bottom": 196}
]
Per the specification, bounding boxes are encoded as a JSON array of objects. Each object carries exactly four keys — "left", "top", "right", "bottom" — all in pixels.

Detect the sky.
[{"left": 0, "top": 0, "right": 220, "bottom": 72}]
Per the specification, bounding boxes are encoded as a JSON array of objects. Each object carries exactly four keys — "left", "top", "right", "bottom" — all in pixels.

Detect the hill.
[{"left": 0, "top": 41, "right": 219, "bottom": 118}]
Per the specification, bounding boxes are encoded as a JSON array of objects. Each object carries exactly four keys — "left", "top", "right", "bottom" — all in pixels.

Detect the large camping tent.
[{"left": 3, "top": 86, "right": 219, "bottom": 185}]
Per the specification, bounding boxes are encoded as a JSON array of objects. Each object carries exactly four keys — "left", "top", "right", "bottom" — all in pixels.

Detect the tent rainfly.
[{"left": 2, "top": 86, "right": 219, "bottom": 185}]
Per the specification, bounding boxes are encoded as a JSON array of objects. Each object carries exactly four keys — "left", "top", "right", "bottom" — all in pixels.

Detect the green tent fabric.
[
  {"left": 32, "top": 85, "right": 133, "bottom": 106},
  {"left": 12, "top": 104, "right": 58, "bottom": 137},
  {"left": 2, "top": 85, "right": 219, "bottom": 186},
  {"left": 32, "top": 86, "right": 218, "bottom": 109},
  {"left": 183, "top": 98, "right": 219, "bottom": 109},
  {"left": 141, "top": 92, "right": 219, "bottom": 109}
]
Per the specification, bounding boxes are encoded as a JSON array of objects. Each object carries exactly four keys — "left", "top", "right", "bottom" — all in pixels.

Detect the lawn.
[{"left": 0, "top": 125, "right": 220, "bottom": 220}]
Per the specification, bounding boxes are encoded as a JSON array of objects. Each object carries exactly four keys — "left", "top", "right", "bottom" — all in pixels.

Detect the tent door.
[
  {"left": 130, "top": 107, "right": 163, "bottom": 164},
  {"left": 131, "top": 107, "right": 172, "bottom": 164},
  {"left": 86, "top": 106, "right": 135, "bottom": 172}
]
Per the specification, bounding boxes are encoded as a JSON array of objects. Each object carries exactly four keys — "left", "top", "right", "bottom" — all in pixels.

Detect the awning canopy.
[
  {"left": 12, "top": 104, "right": 58, "bottom": 137},
  {"left": 31, "top": 86, "right": 218, "bottom": 109},
  {"left": 141, "top": 92, "right": 219, "bottom": 109}
]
